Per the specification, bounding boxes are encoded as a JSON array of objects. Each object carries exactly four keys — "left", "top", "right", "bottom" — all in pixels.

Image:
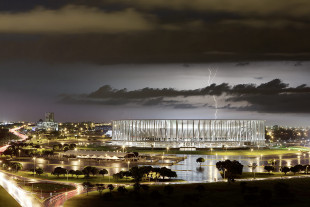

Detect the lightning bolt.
[{"left": 207, "top": 68, "right": 218, "bottom": 119}]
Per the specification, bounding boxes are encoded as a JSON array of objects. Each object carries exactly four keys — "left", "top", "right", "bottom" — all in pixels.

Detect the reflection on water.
[{"left": 17, "top": 153, "right": 310, "bottom": 182}]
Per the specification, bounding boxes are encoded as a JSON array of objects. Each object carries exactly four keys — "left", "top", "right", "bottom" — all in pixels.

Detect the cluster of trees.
[
  {"left": 51, "top": 166, "right": 108, "bottom": 178},
  {"left": 1, "top": 160, "right": 23, "bottom": 172},
  {"left": 113, "top": 166, "right": 177, "bottom": 182},
  {"left": 216, "top": 160, "right": 243, "bottom": 182},
  {"left": 282, "top": 165, "right": 309, "bottom": 175},
  {"left": 264, "top": 164, "right": 310, "bottom": 175},
  {"left": 29, "top": 167, "right": 44, "bottom": 175},
  {"left": 53, "top": 143, "right": 76, "bottom": 151},
  {"left": 2, "top": 142, "right": 54, "bottom": 157}
]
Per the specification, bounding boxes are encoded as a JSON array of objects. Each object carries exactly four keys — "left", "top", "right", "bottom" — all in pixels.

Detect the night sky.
[{"left": 0, "top": 1, "right": 310, "bottom": 126}]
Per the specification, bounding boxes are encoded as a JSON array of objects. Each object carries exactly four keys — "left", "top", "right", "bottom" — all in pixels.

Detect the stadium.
[{"left": 112, "top": 119, "right": 265, "bottom": 149}]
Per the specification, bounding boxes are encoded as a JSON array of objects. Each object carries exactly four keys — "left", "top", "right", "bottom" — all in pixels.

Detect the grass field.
[
  {"left": 64, "top": 177, "right": 310, "bottom": 207},
  {"left": 21, "top": 182, "right": 76, "bottom": 193},
  {"left": 238, "top": 172, "right": 310, "bottom": 179},
  {"left": 0, "top": 186, "right": 21, "bottom": 207},
  {"left": 77, "top": 145, "right": 308, "bottom": 156}
]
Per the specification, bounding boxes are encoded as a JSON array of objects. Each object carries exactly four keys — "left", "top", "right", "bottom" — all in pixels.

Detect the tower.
[{"left": 45, "top": 112, "right": 55, "bottom": 122}]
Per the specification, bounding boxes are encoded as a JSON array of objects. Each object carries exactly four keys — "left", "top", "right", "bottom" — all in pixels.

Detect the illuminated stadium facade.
[{"left": 112, "top": 119, "right": 265, "bottom": 148}]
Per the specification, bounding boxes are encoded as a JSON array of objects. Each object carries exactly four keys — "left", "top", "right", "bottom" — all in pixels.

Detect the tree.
[
  {"left": 130, "top": 166, "right": 144, "bottom": 183},
  {"left": 264, "top": 166, "right": 275, "bottom": 174},
  {"left": 107, "top": 184, "right": 114, "bottom": 195},
  {"left": 216, "top": 160, "right": 243, "bottom": 182},
  {"left": 196, "top": 157, "right": 205, "bottom": 167},
  {"left": 90, "top": 167, "right": 99, "bottom": 176},
  {"left": 53, "top": 167, "right": 64, "bottom": 177},
  {"left": 69, "top": 170, "right": 76, "bottom": 177},
  {"left": 96, "top": 184, "right": 105, "bottom": 195},
  {"left": 167, "top": 170, "right": 177, "bottom": 179},
  {"left": 99, "top": 169, "right": 108, "bottom": 178},
  {"left": 160, "top": 167, "right": 171, "bottom": 180},
  {"left": 280, "top": 166, "right": 290, "bottom": 175},
  {"left": 82, "top": 166, "right": 93, "bottom": 177},
  {"left": 290, "top": 166, "right": 299, "bottom": 175},
  {"left": 10, "top": 162, "right": 23, "bottom": 172},
  {"left": 35, "top": 167, "right": 44, "bottom": 176},
  {"left": 75, "top": 170, "right": 83, "bottom": 178},
  {"left": 117, "top": 186, "right": 128, "bottom": 195},
  {"left": 152, "top": 167, "right": 161, "bottom": 180},
  {"left": 69, "top": 144, "right": 77, "bottom": 150},
  {"left": 122, "top": 171, "right": 132, "bottom": 179},
  {"left": 83, "top": 182, "right": 93, "bottom": 196}
]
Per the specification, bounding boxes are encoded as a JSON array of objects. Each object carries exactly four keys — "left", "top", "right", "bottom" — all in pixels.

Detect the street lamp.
[
  {"left": 18, "top": 149, "right": 21, "bottom": 157},
  {"left": 127, "top": 161, "right": 130, "bottom": 171},
  {"left": 122, "top": 145, "right": 125, "bottom": 153},
  {"left": 166, "top": 147, "right": 169, "bottom": 153},
  {"left": 33, "top": 157, "right": 36, "bottom": 177}
]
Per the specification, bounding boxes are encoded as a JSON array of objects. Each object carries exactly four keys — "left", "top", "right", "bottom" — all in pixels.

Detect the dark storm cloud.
[
  {"left": 59, "top": 79, "right": 310, "bottom": 113},
  {"left": 0, "top": 1, "right": 310, "bottom": 63},
  {"left": 226, "top": 93, "right": 310, "bottom": 113}
]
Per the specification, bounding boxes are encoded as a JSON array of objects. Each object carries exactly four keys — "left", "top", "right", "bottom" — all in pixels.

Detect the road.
[
  {"left": 1, "top": 127, "right": 85, "bottom": 207},
  {"left": 0, "top": 127, "right": 28, "bottom": 153},
  {"left": 0, "top": 169, "right": 84, "bottom": 207},
  {"left": 0, "top": 171, "right": 40, "bottom": 207}
]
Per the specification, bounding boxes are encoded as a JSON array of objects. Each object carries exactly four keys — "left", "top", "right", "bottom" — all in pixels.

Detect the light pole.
[
  {"left": 33, "top": 157, "right": 36, "bottom": 177},
  {"left": 127, "top": 161, "right": 130, "bottom": 171},
  {"left": 166, "top": 147, "right": 169, "bottom": 153},
  {"left": 248, "top": 163, "right": 257, "bottom": 179},
  {"left": 18, "top": 149, "right": 21, "bottom": 158},
  {"left": 122, "top": 145, "right": 125, "bottom": 153}
]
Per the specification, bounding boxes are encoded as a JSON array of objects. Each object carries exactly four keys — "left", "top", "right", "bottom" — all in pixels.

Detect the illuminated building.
[
  {"left": 36, "top": 112, "right": 58, "bottom": 131},
  {"left": 112, "top": 119, "right": 265, "bottom": 148}
]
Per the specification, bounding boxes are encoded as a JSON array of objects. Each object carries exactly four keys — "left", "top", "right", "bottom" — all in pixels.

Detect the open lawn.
[
  {"left": 77, "top": 145, "right": 308, "bottom": 156},
  {"left": 0, "top": 186, "right": 21, "bottom": 207},
  {"left": 238, "top": 172, "right": 310, "bottom": 179},
  {"left": 65, "top": 177, "right": 310, "bottom": 207},
  {"left": 21, "top": 182, "right": 75, "bottom": 193}
]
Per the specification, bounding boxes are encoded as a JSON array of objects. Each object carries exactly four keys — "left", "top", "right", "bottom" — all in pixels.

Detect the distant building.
[
  {"left": 36, "top": 112, "right": 58, "bottom": 131},
  {"left": 45, "top": 112, "right": 55, "bottom": 122},
  {"left": 94, "top": 123, "right": 112, "bottom": 134}
]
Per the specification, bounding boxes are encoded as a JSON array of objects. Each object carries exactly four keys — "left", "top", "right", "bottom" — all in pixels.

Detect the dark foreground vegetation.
[{"left": 66, "top": 177, "right": 310, "bottom": 207}]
